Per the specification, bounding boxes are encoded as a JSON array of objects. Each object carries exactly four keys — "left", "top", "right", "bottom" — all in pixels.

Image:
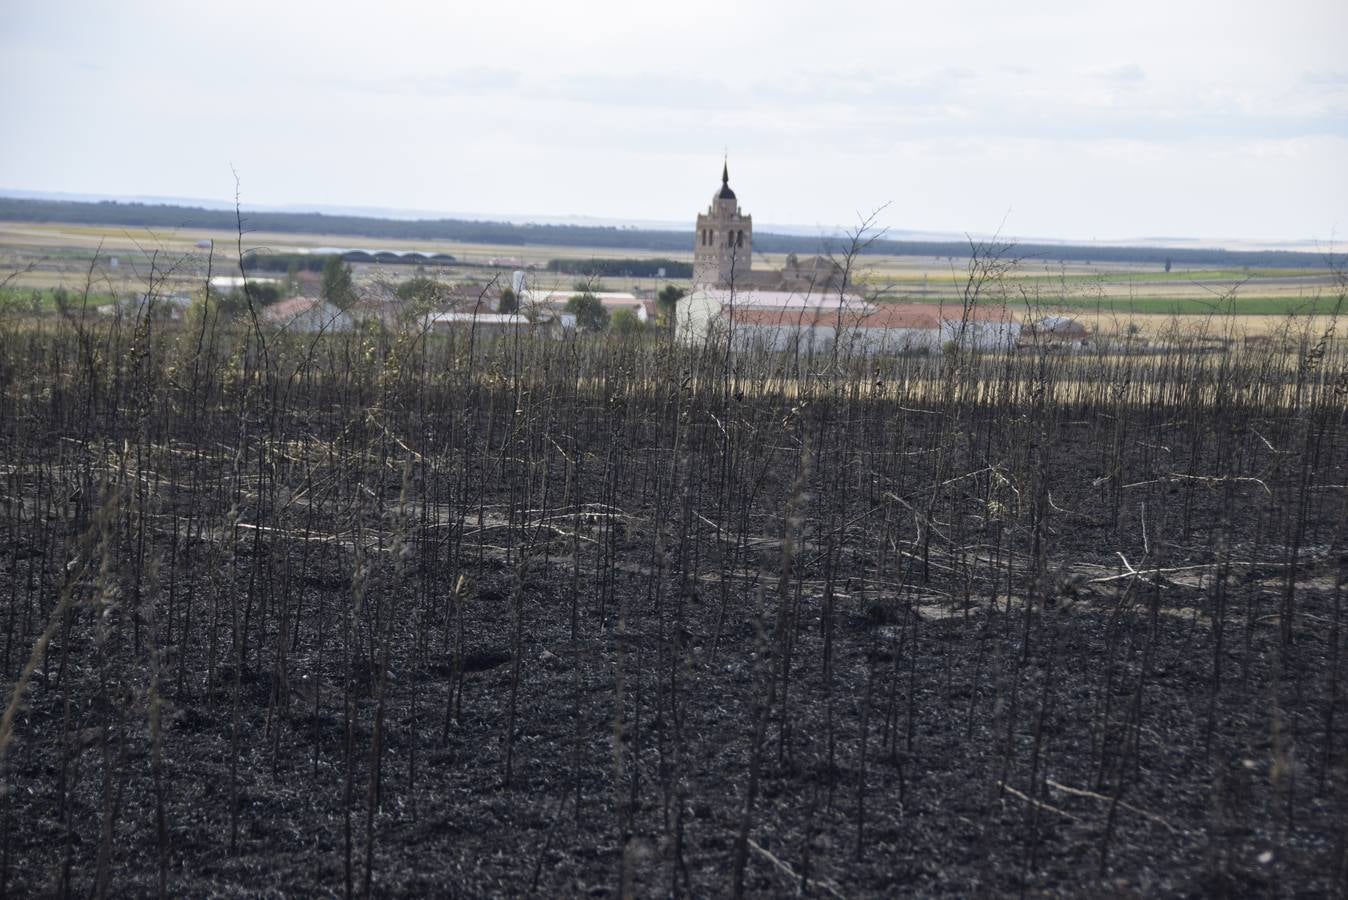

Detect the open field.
[
  {"left": 0, "top": 221, "right": 679, "bottom": 271},
  {"left": 1072, "top": 309, "right": 1344, "bottom": 340},
  {"left": 0, "top": 313, "right": 1345, "bottom": 897}
]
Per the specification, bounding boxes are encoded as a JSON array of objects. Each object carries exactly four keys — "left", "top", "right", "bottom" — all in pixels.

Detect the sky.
[{"left": 2, "top": 0, "right": 1346, "bottom": 244}]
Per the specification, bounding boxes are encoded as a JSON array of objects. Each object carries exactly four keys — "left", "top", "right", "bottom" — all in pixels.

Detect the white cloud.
[{"left": 1, "top": 0, "right": 1344, "bottom": 240}]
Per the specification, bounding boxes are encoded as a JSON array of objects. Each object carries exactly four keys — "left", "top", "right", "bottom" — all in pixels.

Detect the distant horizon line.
[{"left": 0, "top": 186, "right": 1329, "bottom": 254}]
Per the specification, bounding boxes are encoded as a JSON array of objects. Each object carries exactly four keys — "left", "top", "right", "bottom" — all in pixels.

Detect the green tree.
[
  {"left": 656, "top": 284, "right": 685, "bottom": 328},
  {"left": 566, "top": 292, "right": 609, "bottom": 331},
  {"left": 396, "top": 275, "right": 443, "bottom": 305},
  {"left": 321, "top": 256, "right": 356, "bottom": 308},
  {"left": 215, "top": 288, "right": 251, "bottom": 320},
  {"left": 498, "top": 286, "right": 519, "bottom": 314},
  {"left": 245, "top": 282, "right": 281, "bottom": 305},
  {"left": 610, "top": 307, "right": 642, "bottom": 336},
  {"left": 186, "top": 287, "right": 247, "bottom": 333}
]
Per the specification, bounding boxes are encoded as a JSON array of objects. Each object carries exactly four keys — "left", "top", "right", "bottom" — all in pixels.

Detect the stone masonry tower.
[{"left": 693, "top": 161, "right": 752, "bottom": 288}]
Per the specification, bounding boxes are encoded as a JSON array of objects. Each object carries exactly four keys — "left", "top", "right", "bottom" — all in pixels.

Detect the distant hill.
[{"left": 0, "top": 195, "right": 1331, "bottom": 269}]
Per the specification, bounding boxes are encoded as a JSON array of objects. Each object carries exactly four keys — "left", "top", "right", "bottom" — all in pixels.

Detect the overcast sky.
[{"left": 2, "top": 0, "right": 1345, "bottom": 243}]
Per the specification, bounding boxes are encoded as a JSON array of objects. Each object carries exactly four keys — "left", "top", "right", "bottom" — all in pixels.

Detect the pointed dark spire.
[{"left": 718, "top": 157, "right": 736, "bottom": 200}]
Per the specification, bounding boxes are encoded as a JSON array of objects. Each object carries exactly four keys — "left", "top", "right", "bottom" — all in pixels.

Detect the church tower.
[{"left": 692, "top": 161, "right": 753, "bottom": 288}]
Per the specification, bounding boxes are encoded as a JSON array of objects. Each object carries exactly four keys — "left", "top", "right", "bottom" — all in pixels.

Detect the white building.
[
  {"left": 1021, "top": 315, "right": 1090, "bottom": 348},
  {"left": 676, "top": 288, "right": 868, "bottom": 343},
  {"left": 677, "top": 290, "right": 1019, "bottom": 356},
  {"left": 262, "top": 296, "right": 354, "bottom": 333},
  {"left": 210, "top": 275, "right": 280, "bottom": 292},
  {"left": 523, "top": 290, "right": 654, "bottom": 324},
  {"left": 98, "top": 292, "right": 194, "bottom": 321},
  {"left": 424, "top": 310, "right": 575, "bottom": 338}
]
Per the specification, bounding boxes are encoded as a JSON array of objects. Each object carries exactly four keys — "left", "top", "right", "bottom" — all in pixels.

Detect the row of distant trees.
[
  {"left": 545, "top": 257, "right": 693, "bottom": 278},
  {"left": 0, "top": 196, "right": 1326, "bottom": 268}
]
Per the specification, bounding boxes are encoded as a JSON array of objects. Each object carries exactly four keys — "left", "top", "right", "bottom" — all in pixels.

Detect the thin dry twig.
[
  {"left": 996, "top": 782, "right": 1081, "bottom": 822},
  {"left": 1045, "top": 779, "right": 1184, "bottom": 834},
  {"left": 747, "top": 838, "right": 848, "bottom": 900}
]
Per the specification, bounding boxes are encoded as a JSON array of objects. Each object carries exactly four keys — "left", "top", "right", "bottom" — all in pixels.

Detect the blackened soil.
[{"left": 1, "top": 412, "right": 1346, "bottom": 898}]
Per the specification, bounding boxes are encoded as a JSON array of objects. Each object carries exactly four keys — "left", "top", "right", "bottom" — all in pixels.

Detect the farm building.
[
  {"left": 98, "top": 292, "right": 194, "bottom": 321},
  {"left": 305, "top": 247, "right": 457, "bottom": 267},
  {"left": 262, "top": 296, "right": 354, "bottom": 333},
  {"left": 211, "top": 275, "right": 280, "bottom": 292},
  {"left": 423, "top": 309, "right": 575, "bottom": 339},
  {"left": 348, "top": 297, "right": 406, "bottom": 329},
  {"left": 426, "top": 283, "right": 504, "bottom": 312},
  {"left": 1021, "top": 315, "right": 1091, "bottom": 347},
  {"left": 676, "top": 288, "right": 868, "bottom": 338},
  {"left": 677, "top": 289, "right": 1020, "bottom": 355},
  {"left": 780, "top": 254, "right": 847, "bottom": 291},
  {"left": 524, "top": 290, "right": 656, "bottom": 324}
]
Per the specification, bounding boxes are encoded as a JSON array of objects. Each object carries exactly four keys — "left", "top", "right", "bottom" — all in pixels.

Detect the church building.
[
  {"left": 692, "top": 162, "right": 753, "bottom": 288},
  {"left": 678, "top": 160, "right": 1022, "bottom": 354},
  {"left": 689, "top": 162, "right": 846, "bottom": 293}
]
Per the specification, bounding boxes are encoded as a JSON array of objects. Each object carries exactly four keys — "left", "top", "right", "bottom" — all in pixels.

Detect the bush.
[
  {"left": 657, "top": 285, "right": 685, "bottom": 326},
  {"left": 610, "top": 308, "right": 642, "bottom": 335},
  {"left": 321, "top": 256, "right": 356, "bottom": 309},
  {"left": 565, "top": 292, "right": 609, "bottom": 331}
]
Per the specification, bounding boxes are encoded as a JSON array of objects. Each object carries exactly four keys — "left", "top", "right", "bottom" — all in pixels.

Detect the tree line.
[
  {"left": 545, "top": 258, "right": 693, "bottom": 278},
  {"left": 0, "top": 195, "right": 1330, "bottom": 269}
]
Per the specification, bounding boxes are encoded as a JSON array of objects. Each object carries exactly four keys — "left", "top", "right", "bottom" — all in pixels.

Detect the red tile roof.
[{"left": 262, "top": 296, "right": 324, "bottom": 321}]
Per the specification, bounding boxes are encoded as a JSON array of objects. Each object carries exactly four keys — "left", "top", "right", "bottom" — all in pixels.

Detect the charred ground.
[{"left": 1, "top": 319, "right": 1346, "bottom": 897}]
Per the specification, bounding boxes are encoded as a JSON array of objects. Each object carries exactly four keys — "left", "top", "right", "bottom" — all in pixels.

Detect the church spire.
[
  {"left": 717, "top": 157, "right": 736, "bottom": 200},
  {"left": 694, "top": 156, "right": 751, "bottom": 287}
]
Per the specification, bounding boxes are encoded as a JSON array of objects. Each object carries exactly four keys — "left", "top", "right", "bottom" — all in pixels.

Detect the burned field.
[{"left": 1, "top": 321, "right": 1346, "bottom": 897}]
